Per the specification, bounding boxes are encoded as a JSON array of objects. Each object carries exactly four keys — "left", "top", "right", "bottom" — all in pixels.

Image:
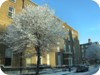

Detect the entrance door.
[
  {"left": 57, "top": 53, "right": 61, "bottom": 66},
  {"left": 5, "top": 58, "right": 11, "bottom": 66},
  {"left": 5, "top": 49, "right": 12, "bottom": 66}
]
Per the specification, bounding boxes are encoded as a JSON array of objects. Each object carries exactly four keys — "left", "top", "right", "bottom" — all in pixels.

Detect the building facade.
[
  {"left": 0, "top": 0, "right": 81, "bottom": 67},
  {"left": 62, "top": 23, "right": 81, "bottom": 66},
  {"left": 80, "top": 39, "right": 99, "bottom": 64}
]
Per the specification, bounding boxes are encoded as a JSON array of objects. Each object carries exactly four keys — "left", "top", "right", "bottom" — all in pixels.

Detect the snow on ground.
[
  {"left": 0, "top": 67, "right": 7, "bottom": 75},
  {"left": 41, "top": 66, "right": 99, "bottom": 75},
  {"left": 0, "top": 65, "right": 99, "bottom": 75},
  {"left": 68, "top": 66, "right": 99, "bottom": 75},
  {"left": 93, "top": 67, "right": 100, "bottom": 75}
]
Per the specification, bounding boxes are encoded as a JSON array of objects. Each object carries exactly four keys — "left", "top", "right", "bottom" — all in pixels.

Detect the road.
[{"left": 67, "top": 66, "right": 99, "bottom": 75}]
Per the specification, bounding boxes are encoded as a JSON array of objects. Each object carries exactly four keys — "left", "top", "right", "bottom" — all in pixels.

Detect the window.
[
  {"left": 85, "top": 45, "right": 88, "bottom": 48},
  {"left": 68, "top": 58, "right": 72, "bottom": 66},
  {"left": 10, "top": 0, "right": 16, "bottom": 3},
  {"left": 73, "top": 47, "right": 75, "bottom": 54},
  {"left": 8, "top": 6, "right": 15, "bottom": 18},
  {"left": 72, "top": 30, "right": 74, "bottom": 34},
  {"left": 5, "top": 49, "right": 12, "bottom": 58},
  {"left": 5, "top": 49, "right": 12, "bottom": 66},
  {"left": 67, "top": 29, "right": 69, "bottom": 32},
  {"left": 26, "top": 58, "right": 32, "bottom": 65},
  {"left": 68, "top": 35, "right": 70, "bottom": 41},
  {"left": 57, "top": 46, "right": 60, "bottom": 52},
  {"left": 68, "top": 45, "right": 71, "bottom": 52},
  {"left": 57, "top": 42, "right": 60, "bottom": 52},
  {"left": 68, "top": 30, "right": 70, "bottom": 41},
  {"left": 64, "top": 44, "right": 66, "bottom": 52},
  {"left": 82, "top": 54, "right": 84, "bottom": 58},
  {"left": 82, "top": 49, "right": 84, "bottom": 53},
  {"left": 72, "top": 37, "right": 74, "bottom": 42},
  {"left": 40, "top": 56, "right": 43, "bottom": 64},
  {"left": 81, "top": 45, "right": 83, "bottom": 49},
  {"left": 47, "top": 54, "right": 50, "bottom": 65}
]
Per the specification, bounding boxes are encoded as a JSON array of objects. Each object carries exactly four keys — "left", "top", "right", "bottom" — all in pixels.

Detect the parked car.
[{"left": 76, "top": 64, "right": 89, "bottom": 72}]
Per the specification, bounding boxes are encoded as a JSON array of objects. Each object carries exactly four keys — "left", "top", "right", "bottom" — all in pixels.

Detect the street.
[
  {"left": 42, "top": 66, "right": 99, "bottom": 75},
  {"left": 68, "top": 66, "right": 99, "bottom": 75}
]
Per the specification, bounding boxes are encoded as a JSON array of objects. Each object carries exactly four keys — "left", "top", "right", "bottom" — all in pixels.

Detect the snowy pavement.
[
  {"left": 0, "top": 65, "right": 99, "bottom": 75},
  {"left": 41, "top": 66, "right": 99, "bottom": 75},
  {"left": 67, "top": 66, "right": 99, "bottom": 75}
]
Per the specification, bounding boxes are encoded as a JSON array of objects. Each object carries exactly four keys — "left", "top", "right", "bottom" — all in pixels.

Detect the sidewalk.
[
  {"left": 0, "top": 66, "right": 99, "bottom": 75},
  {"left": 41, "top": 66, "right": 99, "bottom": 75},
  {"left": 41, "top": 68, "right": 76, "bottom": 75}
]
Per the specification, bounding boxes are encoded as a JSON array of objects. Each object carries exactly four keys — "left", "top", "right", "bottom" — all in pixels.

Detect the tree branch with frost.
[
  {"left": 1, "top": 5, "right": 67, "bottom": 75},
  {"left": 85, "top": 43, "right": 100, "bottom": 64}
]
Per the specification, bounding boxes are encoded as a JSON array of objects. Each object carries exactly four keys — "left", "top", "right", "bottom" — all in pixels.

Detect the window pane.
[
  {"left": 68, "top": 45, "right": 71, "bottom": 52},
  {"left": 26, "top": 58, "right": 32, "bottom": 65},
  {"left": 8, "top": 12, "right": 13, "bottom": 18},
  {"left": 9, "top": 7, "right": 14, "bottom": 12},
  {"left": 5, "top": 49, "right": 12, "bottom": 58},
  {"left": 64, "top": 44, "right": 66, "bottom": 52}
]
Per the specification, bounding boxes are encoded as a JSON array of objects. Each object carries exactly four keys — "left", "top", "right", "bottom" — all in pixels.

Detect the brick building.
[{"left": 0, "top": 0, "right": 81, "bottom": 67}]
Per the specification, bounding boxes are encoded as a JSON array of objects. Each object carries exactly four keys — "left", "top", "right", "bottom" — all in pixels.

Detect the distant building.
[
  {"left": 80, "top": 39, "right": 99, "bottom": 63},
  {"left": 0, "top": 0, "right": 81, "bottom": 67}
]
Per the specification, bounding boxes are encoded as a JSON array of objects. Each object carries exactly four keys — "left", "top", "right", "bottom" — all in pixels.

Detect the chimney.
[{"left": 88, "top": 38, "right": 91, "bottom": 43}]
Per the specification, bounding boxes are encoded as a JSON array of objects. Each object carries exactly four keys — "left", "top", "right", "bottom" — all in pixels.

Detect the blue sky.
[{"left": 32, "top": 0, "right": 100, "bottom": 44}]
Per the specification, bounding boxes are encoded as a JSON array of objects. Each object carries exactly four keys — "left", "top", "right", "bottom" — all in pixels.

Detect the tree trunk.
[{"left": 35, "top": 46, "right": 41, "bottom": 75}]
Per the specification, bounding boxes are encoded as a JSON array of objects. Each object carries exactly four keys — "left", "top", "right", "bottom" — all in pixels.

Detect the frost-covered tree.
[
  {"left": 1, "top": 5, "right": 67, "bottom": 75},
  {"left": 85, "top": 43, "right": 100, "bottom": 64}
]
